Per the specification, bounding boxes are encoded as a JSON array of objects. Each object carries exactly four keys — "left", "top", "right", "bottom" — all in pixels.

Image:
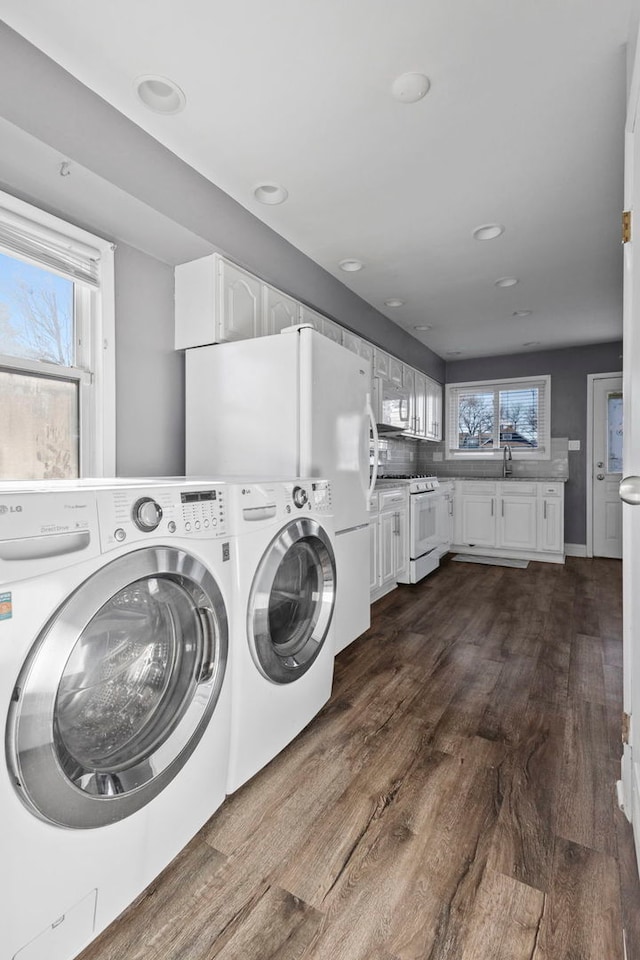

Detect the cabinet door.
[
  {"left": 343, "top": 331, "right": 362, "bottom": 356},
  {"left": 499, "top": 496, "right": 538, "bottom": 550},
  {"left": 218, "top": 259, "right": 262, "bottom": 341},
  {"left": 460, "top": 495, "right": 497, "bottom": 547},
  {"left": 413, "top": 371, "right": 428, "bottom": 439},
  {"left": 425, "top": 377, "right": 443, "bottom": 440},
  {"left": 402, "top": 367, "right": 416, "bottom": 435},
  {"left": 388, "top": 355, "right": 403, "bottom": 386},
  {"left": 436, "top": 493, "right": 453, "bottom": 553},
  {"left": 373, "top": 348, "right": 390, "bottom": 379},
  {"left": 299, "top": 304, "right": 325, "bottom": 332},
  {"left": 263, "top": 284, "right": 299, "bottom": 335},
  {"left": 394, "top": 507, "right": 409, "bottom": 579},
  {"left": 379, "top": 511, "right": 397, "bottom": 586},
  {"left": 538, "top": 497, "right": 564, "bottom": 553},
  {"left": 369, "top": 519, "right": 379, "bottom": 592},
  {"left": 319, "top": 317, "right": 343, "bottom": 343}
]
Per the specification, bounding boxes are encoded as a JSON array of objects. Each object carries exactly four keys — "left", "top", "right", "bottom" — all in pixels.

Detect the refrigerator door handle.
[{"left": 367, "top": 395, "right": 379, "bottom": 506}]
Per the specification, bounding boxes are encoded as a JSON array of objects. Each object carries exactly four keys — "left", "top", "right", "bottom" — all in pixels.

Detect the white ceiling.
[{"left": 0, "top": 0, "right": 633, "bottom": 359}]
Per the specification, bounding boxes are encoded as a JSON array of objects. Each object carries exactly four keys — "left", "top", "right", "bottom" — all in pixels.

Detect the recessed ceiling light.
[
  {"left": 339, "top": 259, "right": 364, "bottom": 272},
  {"left": 472, "top": 223, "right": 505, "bottom": 241},
  {"left": 384, "top": 298, "right": 405, "bottom": 307},
  {"left": 495, "top": 277, "right": 518, "bottom": 288},
  {"left": 254, "top": 183, "right": 289, "bottom": 205},
  {"left": 523, "top": 341, "right": 541, "bottom": 347},
  {"left": 414, "top": 324, "right": 433, "bottom": 331},
  {"left": 135, "top": 75, "right": 186, "bottom": 114},
  {"left": 512, "top": 310, "right": 533, "bottom": 318},
  {"left": 391, "top": 73, "right": 431, "bottom": 103}
]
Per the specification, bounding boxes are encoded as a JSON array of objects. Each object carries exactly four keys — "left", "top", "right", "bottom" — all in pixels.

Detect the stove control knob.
[
  {"left": 292, "top": 485, "right": 308, "bottom": 508},
  {"left": 132, "top": 497, "right": 163, "bottom": 532}
]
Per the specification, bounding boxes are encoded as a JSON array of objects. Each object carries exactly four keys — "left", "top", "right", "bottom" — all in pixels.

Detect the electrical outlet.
[
  {"left": 432, "top": 452, "right": 444, "bottom": 461},
  {"left": 568, "top": 440, "right": 581, "bottom": 451}
]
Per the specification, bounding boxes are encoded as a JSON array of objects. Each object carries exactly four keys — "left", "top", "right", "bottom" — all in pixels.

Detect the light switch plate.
[{"left": 568, "top": 440, "right": 581, "bottom": 451}]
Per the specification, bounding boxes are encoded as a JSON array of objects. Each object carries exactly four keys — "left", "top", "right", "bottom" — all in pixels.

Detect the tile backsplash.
[{"left": 418, "top": 437, "right": 570, "bottom": 479}]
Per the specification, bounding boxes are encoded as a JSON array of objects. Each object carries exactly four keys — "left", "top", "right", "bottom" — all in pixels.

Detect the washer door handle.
[{"left": 197, "top": 607, "right": 217, "bottom": 683}]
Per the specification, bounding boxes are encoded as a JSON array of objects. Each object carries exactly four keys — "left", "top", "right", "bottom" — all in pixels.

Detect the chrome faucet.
[{"left": 502, "top": 443, "right": 513, "bottom": 478}]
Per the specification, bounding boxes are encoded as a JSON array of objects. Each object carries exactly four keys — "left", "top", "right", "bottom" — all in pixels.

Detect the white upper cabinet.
[
  {"left": 175, "top": 253, "right": 262, "bottom": 347},
  {"left": 263, "top": 284, "right": 299, "bottom": 335},
  {"left": 413, "top": 371, "right": 428, "bottom": 439},
  {"left": 219, "top": 258, "right": 262, "bottom": 341},
  {"left": 388, "top": 355, "right": 403, "bottom": 386},
  {"left": 176, "top": 253, "right": 441, "bottom": 439},
  {"left": 373, "top": 347, "right": 391, "bottom": 379},
  {"left": 425, "top": 377, "right": 442, "bottom": 441},
  {"left": 299, "top": 304, "right": 343, "bottom": 343}
]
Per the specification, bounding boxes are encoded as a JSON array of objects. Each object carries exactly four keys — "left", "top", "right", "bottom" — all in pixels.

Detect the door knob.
[
  {"left": 620, "top": 476, "right": 640, "bottom": 504},
  {"left": 597, "top": 473, "right": 605, "bottom": 480}
]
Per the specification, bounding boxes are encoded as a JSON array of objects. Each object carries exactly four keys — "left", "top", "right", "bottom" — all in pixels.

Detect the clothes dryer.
[
  {"left": 224, "top": 478, "right": 336, "bottom": 792},
  {"left": 0, "top": 479, "right": 232, "bottom": 960}
]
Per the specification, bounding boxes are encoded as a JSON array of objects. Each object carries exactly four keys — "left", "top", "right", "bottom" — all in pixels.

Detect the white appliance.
[
  {"left": 185, "top": 325, "right": 375, "bottom": 654},
  {"left": 378, "top": 475, "right": 447, "bottom": 583},
  {"left": 0, "top": 479, "right": 233, "bottom": 960},
  {"left": 224, "top": 478, "right": 336, "bottom": 792}
]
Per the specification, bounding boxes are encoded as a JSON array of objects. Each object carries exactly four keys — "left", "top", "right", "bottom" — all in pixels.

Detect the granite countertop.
[{"left": 436, "top": 475, "right": 568, "bottom": 482}]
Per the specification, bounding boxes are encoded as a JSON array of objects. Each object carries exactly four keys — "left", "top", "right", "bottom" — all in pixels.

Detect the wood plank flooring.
[{"left": 80, "top": 556, "right": 638, "bottom": 960}]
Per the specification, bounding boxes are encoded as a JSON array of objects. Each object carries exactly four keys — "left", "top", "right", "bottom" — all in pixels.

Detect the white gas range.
[{"left": 376, "top": 475, "right": 450, "bottom": 582}]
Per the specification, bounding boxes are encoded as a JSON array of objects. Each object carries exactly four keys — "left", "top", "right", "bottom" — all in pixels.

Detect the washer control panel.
[
  {"left": 286, "top": 479, "right": 332, "bottom": 514},
  {"left": 180, "top": 488, "right": 225, "bottom": 534},
  {"left": 98, "top": 484, "right": 227, "bottom": 550}
]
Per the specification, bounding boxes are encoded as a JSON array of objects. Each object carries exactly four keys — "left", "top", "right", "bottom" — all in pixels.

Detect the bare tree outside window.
[
  {"left": 0, "top": 252, "right": 77, "bottom": 479},
  {"left": 0, "top": 252, "right": 74, "bottom": 366},
  {"left": 499, "top": 387, "right": 539, "bottom": 447},
  {"left": 458, "top": 393, "right": 494, "bottom": 448}
]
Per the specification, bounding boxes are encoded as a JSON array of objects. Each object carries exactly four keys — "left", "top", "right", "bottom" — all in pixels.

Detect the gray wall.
[
  {"left": 446, "top": 341, "right": 623, "bottom": 545},
  {"left": 114, "top": 245, "right": 184, "bottom": 476},
  {"left": 0, "top": 21, "right": 444, "bottom": 397}
]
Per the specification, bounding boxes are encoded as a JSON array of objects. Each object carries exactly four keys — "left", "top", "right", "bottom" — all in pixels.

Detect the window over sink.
[{"left": 445, "top": 375, "right": 550, "bottom": 460}]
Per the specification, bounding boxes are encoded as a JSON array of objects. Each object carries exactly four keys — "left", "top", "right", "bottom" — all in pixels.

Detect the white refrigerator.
[{"left": 185, "top": 325, "right": 376, "bottom": 652}]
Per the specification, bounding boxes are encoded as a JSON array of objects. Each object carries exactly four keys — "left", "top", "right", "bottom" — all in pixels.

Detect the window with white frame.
[
  {"left": 0, "top": 192, "right": 115, "bottom": 480},
  {"left": 446, "top": 375, "right": 551, "bottom": 459}
]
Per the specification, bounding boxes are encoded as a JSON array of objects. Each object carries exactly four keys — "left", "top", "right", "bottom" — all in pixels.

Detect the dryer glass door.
[
  {"left": 7, "top": 547, "right": 228, "bottom": 829},
  {"left": 249, "top": 518, "right": 336, "bottom": 683}
]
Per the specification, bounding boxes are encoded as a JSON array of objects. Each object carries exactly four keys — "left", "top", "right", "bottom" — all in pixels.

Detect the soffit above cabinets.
[{"left": 0, "top": 0, "right": 632, "bottom": 358}]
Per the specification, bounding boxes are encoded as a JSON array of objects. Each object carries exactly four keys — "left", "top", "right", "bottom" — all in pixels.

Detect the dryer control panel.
[{"left": 98, "top": 484, "right": 227, "bottom": 550}]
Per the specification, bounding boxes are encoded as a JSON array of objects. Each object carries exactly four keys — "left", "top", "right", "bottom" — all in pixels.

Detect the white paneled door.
[
  {"left": 621, "top": 30, "right": 640, "bottom": 868},
  {"left": 592, "top": 375, "right": 623, "bottom": 559}
]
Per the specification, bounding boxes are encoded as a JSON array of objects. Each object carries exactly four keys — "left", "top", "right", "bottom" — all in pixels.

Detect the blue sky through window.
[{"left": 0, "top": 251, "right": 74, "bottom": 366}]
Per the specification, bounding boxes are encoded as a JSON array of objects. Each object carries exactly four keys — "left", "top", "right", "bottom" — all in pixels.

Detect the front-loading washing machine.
[
  {"left": 224, "top": 478, "right": 336, "bottom": 793},
  {"left": 0, "top": 478, "right": 233, "bottom": 960}
]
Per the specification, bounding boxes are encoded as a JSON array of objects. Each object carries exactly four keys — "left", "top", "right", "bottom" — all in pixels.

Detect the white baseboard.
[{"left": 564, "top": 543, "right": 587, "bottom": 557}]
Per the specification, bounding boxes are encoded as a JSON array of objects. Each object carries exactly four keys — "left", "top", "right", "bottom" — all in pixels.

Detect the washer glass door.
[
  {"left": 7, "top": 546, "right": 228, "bottom": 829},
  {"left": 249, "top": 518, "right": 336, "bottom": 683}
]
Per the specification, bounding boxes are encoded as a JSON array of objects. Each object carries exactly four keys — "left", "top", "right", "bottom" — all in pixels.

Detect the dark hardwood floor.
[{"left": 80, "top": 555, "right": 640, "bottom": 960}]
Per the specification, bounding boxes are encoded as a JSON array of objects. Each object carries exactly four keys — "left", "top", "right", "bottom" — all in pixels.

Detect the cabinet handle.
[
  {"left": 491, "top": 499, "right": 494, "bottom": 517},
  {"left": 544, "top": 501, "right": 547, "bottom": 520},
  {"left": 501, "top": 500, "right": 504, "bottom": 517},
  {"left": 394, "top": 512, "right": 400, "bottom": 535}
]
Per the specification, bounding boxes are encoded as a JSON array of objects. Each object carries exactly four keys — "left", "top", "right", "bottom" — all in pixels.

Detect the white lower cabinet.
[
  {"left": 453, "top": 480, "right": 565, "bottom": 562},
  {"left": 499, "top": 495, "right": 538, "bottom": 550},
  {"left": 458, "top": 494, "right": 496, "bottom": 547},
  {"left": 538, "top": 484, "right": 564, "bottom": 553},
  {"left": 370, "top": 488, "right": 409, "bottom": 601}
]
